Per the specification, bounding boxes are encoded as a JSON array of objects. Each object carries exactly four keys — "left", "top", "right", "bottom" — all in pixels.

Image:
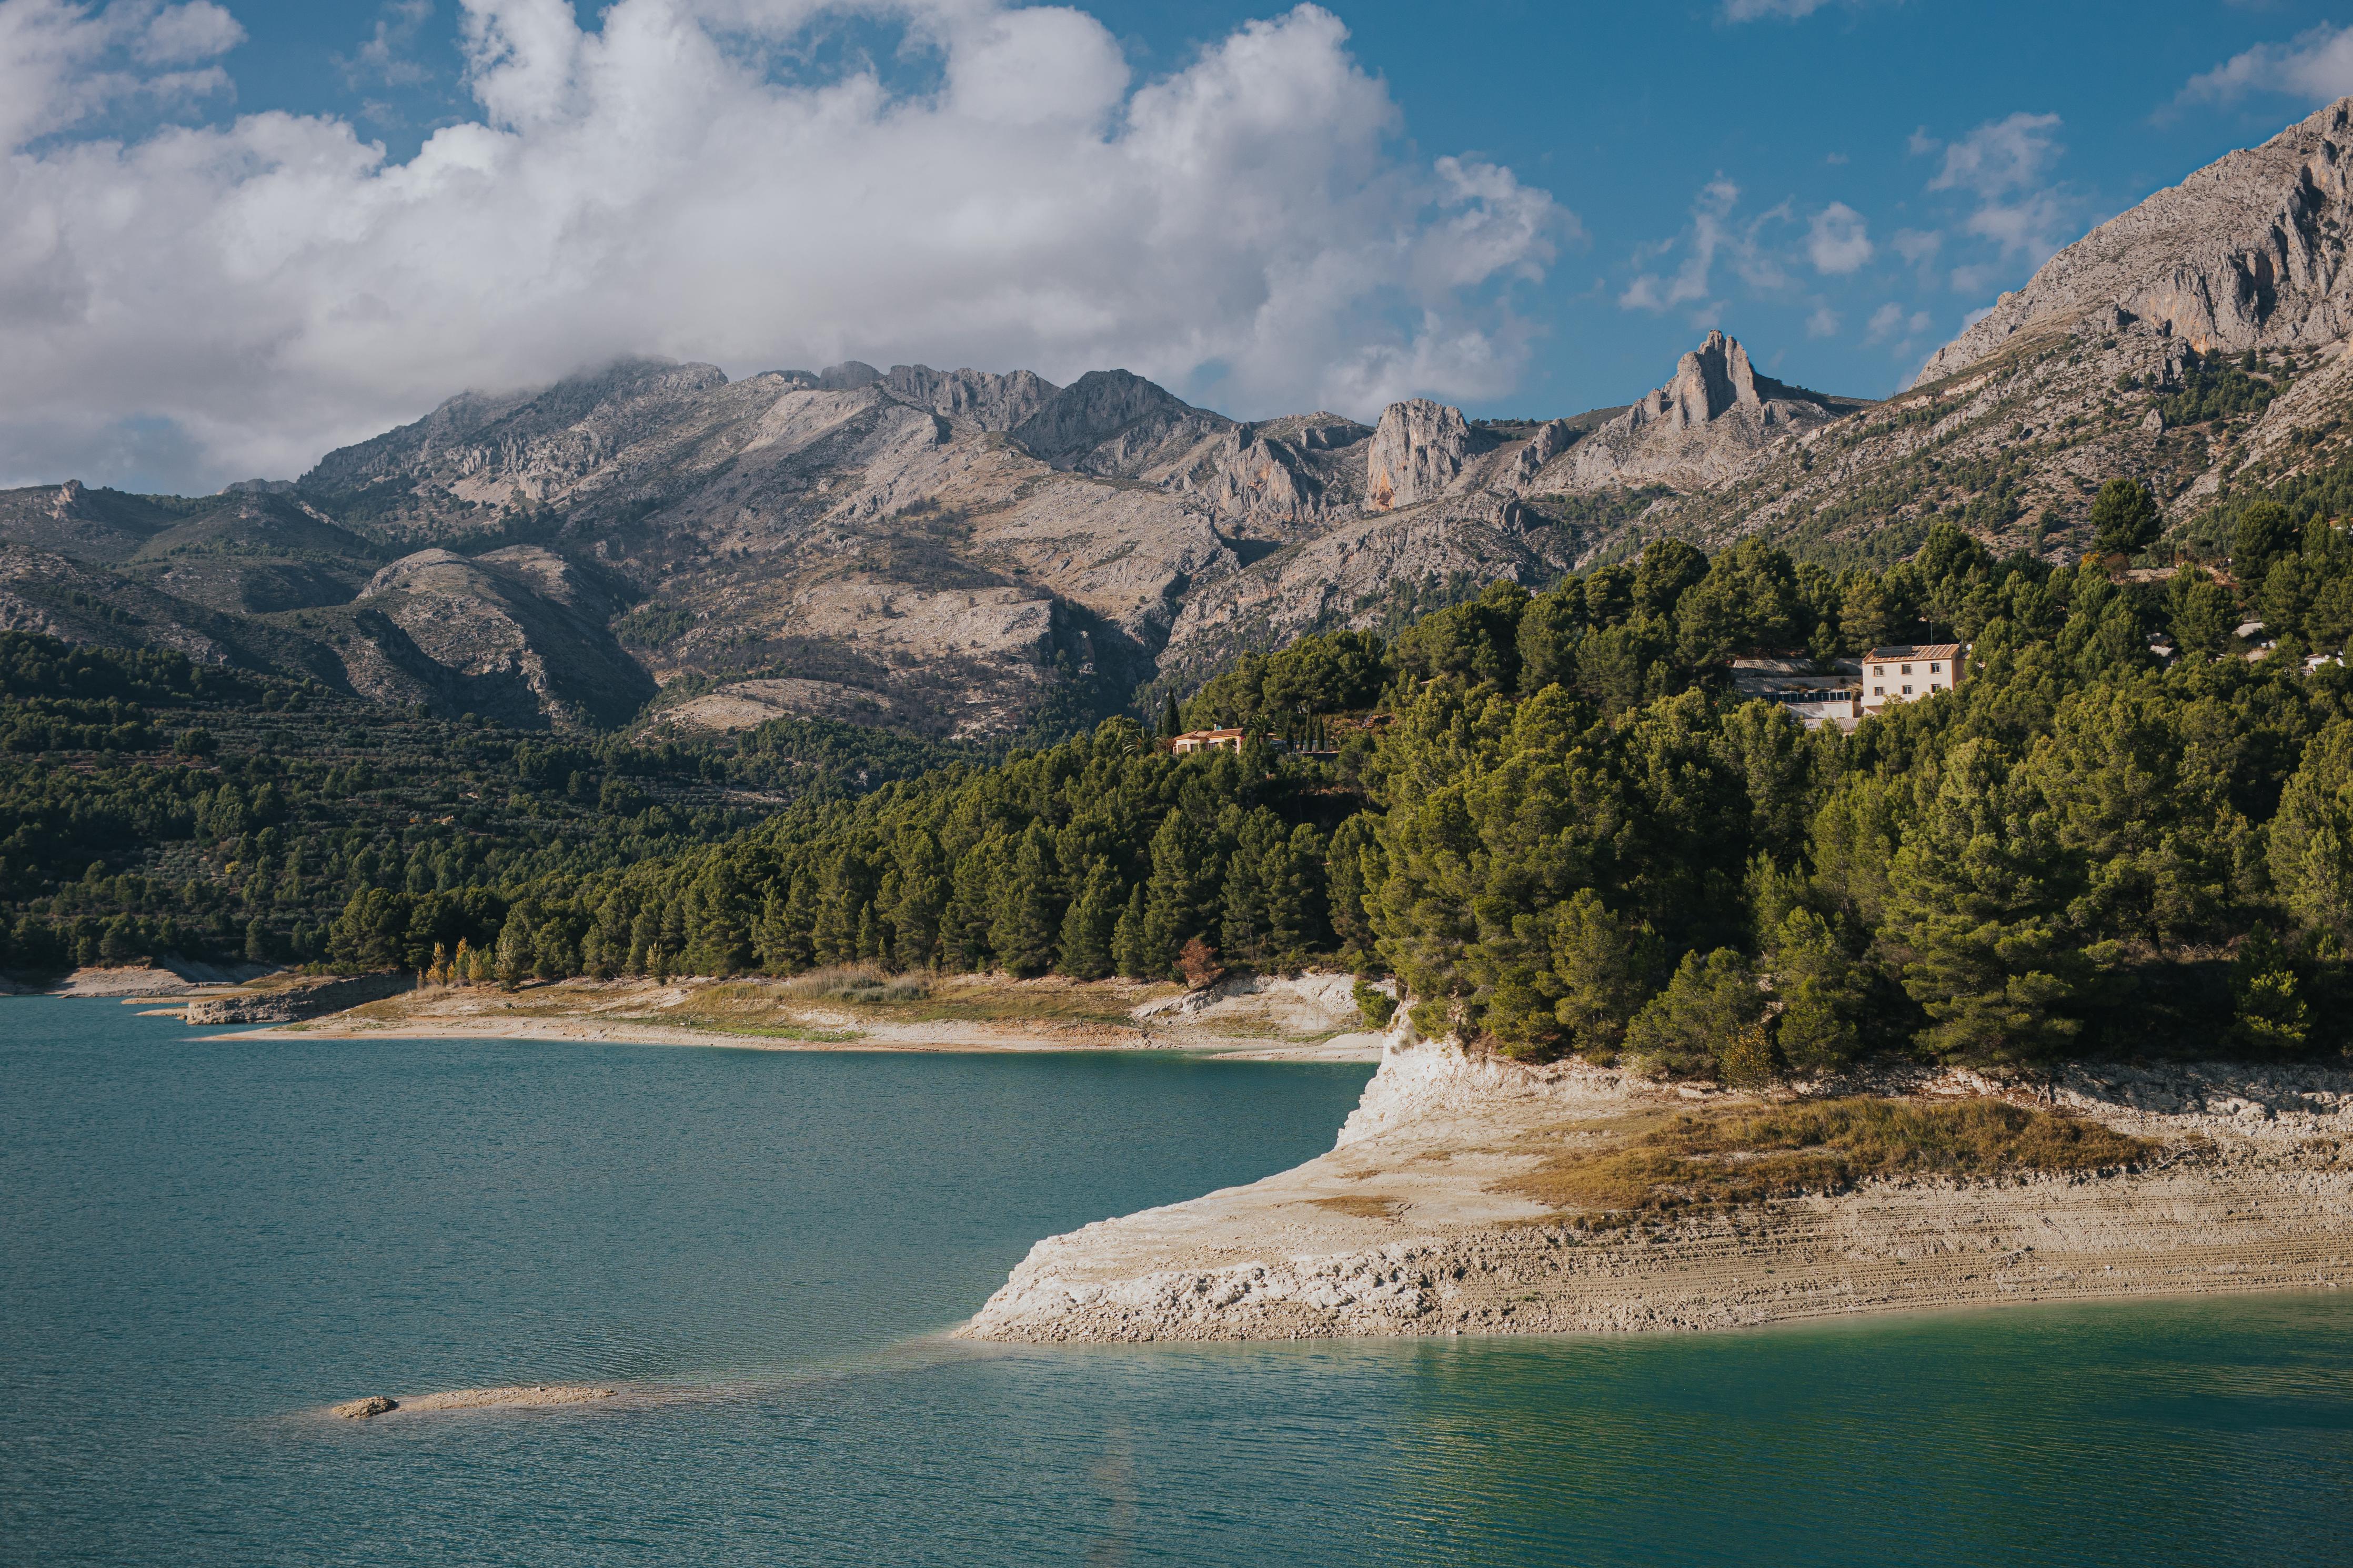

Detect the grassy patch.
[
  {"left": 698, "top": 1021, "right": 862, "bottom": 1043},
  {"left": 1308, "top": 1195, "right": 1404, "bottom": 1219},
  {"left": 1513, "top": 1097, "right": 2156, "bottom": 1219}
]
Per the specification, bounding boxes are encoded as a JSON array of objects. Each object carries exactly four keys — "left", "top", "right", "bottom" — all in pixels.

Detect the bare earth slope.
[{"left": 962, "top": 1044, "right": 2353, "bottom": 1342}]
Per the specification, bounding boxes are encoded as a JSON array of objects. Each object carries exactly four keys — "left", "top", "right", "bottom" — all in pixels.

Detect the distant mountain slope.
[
  {"left": 28, "top": 102, "right": 2353, "bottom": 730},
  {"left": 1588, "top": 98, "right": 2353, "bottom": 565}
]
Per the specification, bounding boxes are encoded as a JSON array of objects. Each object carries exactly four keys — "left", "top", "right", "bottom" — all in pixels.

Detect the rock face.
[
  {"left": 1364, "top": 399, "right": 1496, "bottom": 511},
  {"left": 185, "top": 971, "right": 413, "bottom": 1025},
  {"left": 1564, "top": 330, "right": 1861, "bottom": 491},
  {"left": 332, "top": 1396, "right": 398, "bottom": 1419},
  {"left": 1921, "top": 97, "right": 2353, "bottom": 386}
]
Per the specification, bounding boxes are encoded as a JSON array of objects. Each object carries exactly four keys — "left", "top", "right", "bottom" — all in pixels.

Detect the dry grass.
[
  {"left": 1512, "top": 1097, "right": 2157, "bottom": 1219},
  {"left": 1308, "top": 1196, "right": 1405, "bottom": 1219},
  {"left": 779, "top": 963, "right": 932, "bottom": 1005}
]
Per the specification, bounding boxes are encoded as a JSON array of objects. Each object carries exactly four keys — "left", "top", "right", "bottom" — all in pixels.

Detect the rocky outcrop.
[
  {"left": 332, "top": 1396, "right": 398, "bottom": 1419},
  {"left": 1921, "top": 96, "right": 2353, "bottom": 385},
  {"left": 185, "top": 970, "right": 412, "bottom": 1025},
  {"left": 881, "top": 363, "right": 1058, "bottom": 431},
  {"left": 1009, "top": 369, "right": 1235, "bottom": 478},
  {"left": 1563, "top": 330, "right": 1858, "bottom": 491},
  {"left": 349, "top": 547, "right": 653, "bottom": 728},
  {"left": 1364, "top": 399, "right": 1499, "bottom": 511}
]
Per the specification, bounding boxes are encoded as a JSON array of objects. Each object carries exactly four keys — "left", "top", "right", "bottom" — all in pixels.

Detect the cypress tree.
[{"left": 1159, "top": 694, "right": 1182, "bottom": 739}]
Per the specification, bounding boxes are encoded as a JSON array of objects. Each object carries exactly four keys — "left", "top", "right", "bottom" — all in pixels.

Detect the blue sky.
[{"left": 5, "top": 0, "right": 2352, "bottom": 490}]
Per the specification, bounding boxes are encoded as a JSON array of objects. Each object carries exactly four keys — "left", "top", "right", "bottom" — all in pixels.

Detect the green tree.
[
  {"left": 1882, "top": 741, "right": 2083, "bottom": 1067},
  {"left": 1763, "top": 908, "right": 1875, "bottom": 1074},
  {"left": 1548, "top": 889, "right": 1664, "bottom": 1059},
  {"left": 2233, "top": 500, "right": 2297, "bottom": 584},
  {"left": 2089, "top": 479, "right": 2160, "bottom": 559},
  {"left": 989, "top": 822, "right": 1062, "bottom": 977},
  {"left": 1058, "top": 857, "right": 1123, "bottom": 980},
  {"left": 2269, "top": 720, "right": 2353, "bottom": 942},
  {"left": 1624, "top": 947, "right": 1768, "bottom": 1081}
]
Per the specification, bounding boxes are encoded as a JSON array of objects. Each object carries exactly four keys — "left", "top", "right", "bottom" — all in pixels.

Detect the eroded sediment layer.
[{"left": 960, "top": 1045, "right": 2353, "bottom": 1342}]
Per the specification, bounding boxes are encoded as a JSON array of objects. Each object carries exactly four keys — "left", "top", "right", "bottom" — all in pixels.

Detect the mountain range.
[{"left": 11, "top": 99, "right": 2353, "bottom": 736}]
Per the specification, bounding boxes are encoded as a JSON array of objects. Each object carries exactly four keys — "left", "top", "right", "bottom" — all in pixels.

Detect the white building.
[
  {"left": 1861, "top": 644, "right": 1965, "bottom": 713},
  {"left": 1730, "top": 656, "right": 1863, "bottom": 731}
]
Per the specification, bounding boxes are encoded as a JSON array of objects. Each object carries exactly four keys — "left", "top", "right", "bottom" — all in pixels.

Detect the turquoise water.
[{"left": 6, "top": 998, "right": 2352, "bottom": 1565}]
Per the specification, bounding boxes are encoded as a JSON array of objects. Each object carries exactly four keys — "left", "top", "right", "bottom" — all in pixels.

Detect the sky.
[{"left": 5, "top": 0, "right": 2353, "bottom": 493}]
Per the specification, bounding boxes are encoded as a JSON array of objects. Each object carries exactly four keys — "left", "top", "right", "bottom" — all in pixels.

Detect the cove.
[{"left": 5, "top": 997, "right": 2350, "bottom": 1566}]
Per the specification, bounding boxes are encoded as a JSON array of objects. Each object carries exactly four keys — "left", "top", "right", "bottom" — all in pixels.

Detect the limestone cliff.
[{"left": 1920, "top": 96, "right": 2353, "bottom": 385}]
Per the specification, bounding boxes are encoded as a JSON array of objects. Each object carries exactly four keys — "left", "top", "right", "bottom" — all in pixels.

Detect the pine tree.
[
  {"left": 1220, "top": 840, "right": 1267, "bottom": 966},
  {"left": 1112, "top": 885, "right": 1152, "bottom": 977},
  {"left": 989, "top": 823, "right": 1062, "bottom": 977},
  {"left": 1265, "top": 823, "right": 1326, "bottom": 956},
  {"left": 1159, "top": 694, "right": 1182, "bottom": 740},
  {"left": 1058, "top": 858, "right": 1123, "bottom": 980},
  {"left": 1884, "top": 740, "right": 2083, "bottom": 1067},
  {"left": 1140, "top": 810, "right": 1216, "bottom": 974}
]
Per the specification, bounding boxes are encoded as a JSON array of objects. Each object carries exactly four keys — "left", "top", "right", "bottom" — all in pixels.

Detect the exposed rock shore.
[{"left": 960, "top": 1044, "right": 2353, "bottom": 1343}]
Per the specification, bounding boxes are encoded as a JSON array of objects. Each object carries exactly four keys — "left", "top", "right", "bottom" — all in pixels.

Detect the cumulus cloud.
[
  {"left": 1927, "top": 110, "right": 2063, "bottom": 200},
  {"left": 0, "top": 0, "right": 1566, "bottom": 490},
  {"left": 1805, "top": 201, "right": 1872, "bottom": 274},
  {"left": 1920, "top": 110, "right": 2073, "bottom": 278},
  {"left": 1617, "top": 177, "right": 1798, "bottom": 315},
  {"left": 0, "top": 0, "right": 243, "bottom": 147},
  {"left": 338, "top": 0, "right": 435, "bottom": 91},
  {"left": 2182, "top": 23, "right": 2353, "bottom": 106}
]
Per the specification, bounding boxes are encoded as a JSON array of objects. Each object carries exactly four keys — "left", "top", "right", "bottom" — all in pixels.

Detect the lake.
[{"left": 5, "top": 997, "right": 2350, "bottom": 1565}]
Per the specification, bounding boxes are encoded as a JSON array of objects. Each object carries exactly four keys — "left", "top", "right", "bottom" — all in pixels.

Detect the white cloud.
[
  {"left": 1805, "top": 201, "right": 1872, "bottom": 274},
  {"left": 0, "top": 0, "right": 1566, "bottom": 490},
  {"left": 1805, "top": 305, "right": 1839, "bottom": 338},
  {"left": 1864, "top": 302, "right": 1906, "bottom": 342},
  {"left": 2183, "top": 23, "right": 2353, "bottom": 106},
  {"left": 1923, "top": 111, "right": 2073, "bottom": 273},
  {"left": 1892, "top": 227, "right": 1940, "bottom": 265},
  {"left": 0, "top": 0, "right": 243, "bottom": 147},
  {"left": 1617, "top": 176, "right": 1795, "bottom": 312},
  {"left": 339, "top": 1, "right": 435, "bottom": 91},
  {"left": 1722, "top": 0, "right": 1834, "bottom": 18},
  {"left": 1927, "top": 111, "right": 2063, "bottom": 200}
]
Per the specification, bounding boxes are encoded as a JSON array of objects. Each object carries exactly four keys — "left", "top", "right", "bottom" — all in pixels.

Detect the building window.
[
  {"left": 1872, "top": 686, "right": 1884, "bottom": 696},
  {"left": 1902, "top": 685, "right": 1913, "bottom": 695},
  {"left": 1929, "top": 662, "right": 1942, "bottom": 673},
  {"left": 1871, "top": 666, "right": 1883, "bottom": 676},
  {"left": 1901, "top": 664, "right": 1913, "bottom": 675}
]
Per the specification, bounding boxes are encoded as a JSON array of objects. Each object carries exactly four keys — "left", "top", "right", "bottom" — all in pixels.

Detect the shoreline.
[
  {"left": 85, "top": 969, "right": 1391, "bottom": 1064},
  {"left": 959, "top": 1044, "right": 2353, "bottom": 1343},
  {"left": 213, "top": 1009, "right": 1385, "bottom": 1063}
]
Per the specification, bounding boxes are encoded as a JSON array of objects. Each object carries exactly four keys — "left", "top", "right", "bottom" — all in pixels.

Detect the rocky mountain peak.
[
  {"left": 1364, "top": 398, "right": 1496, "bottom": 511},
  {"left": 1661, "top": 329, "right": 1764, "bottom": 425},
  {"left": 1918, "top": 96, "right": 2353, "bottom": 385},
  {"left": 1009, "top": 369, "right": 1234, "bottom": 477},
  {"left": 1562, "top": 330, "right": 1859, "bottom": 491},
  {"left": 882, "top": 364, "right": 1058, "bottom": 431}
]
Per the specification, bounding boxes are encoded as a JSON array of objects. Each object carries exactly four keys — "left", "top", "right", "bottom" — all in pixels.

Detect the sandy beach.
[{"left": 961, "top": 1043, "right": 2353, "bottom": 1342}]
